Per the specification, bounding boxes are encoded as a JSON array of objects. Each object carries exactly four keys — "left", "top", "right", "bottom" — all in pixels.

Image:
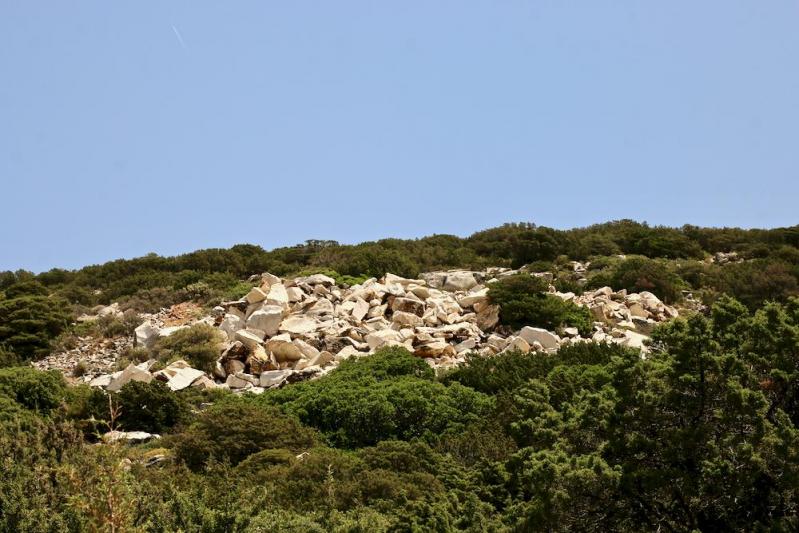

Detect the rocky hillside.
[{"left": 37, "top": 263, "right": 689, "bottom": 396}]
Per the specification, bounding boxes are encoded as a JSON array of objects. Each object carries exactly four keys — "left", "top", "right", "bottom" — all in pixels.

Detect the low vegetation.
[
  {"left": 488, "top": 274, "right": 593, "bottom": 335},
  {"left": 150, "top": 323, "right": 223, "bottom": 373},
  {"left": 0, "top": 295, "right": 798, "bottom": 531},
  {"left": 1, "top": 221, "right": 799, "bottom": 530}
]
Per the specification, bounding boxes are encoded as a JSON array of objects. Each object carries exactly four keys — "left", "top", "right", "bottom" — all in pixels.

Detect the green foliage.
[
  {"left": 173, "top": 401, "right": 317, "bottom": 469},
  {"left": 590, "top": 255, "right": 685, "bottom": 303},
  {"left": 96, "top": 310, "right": 141, "bottom": 338},
  {"left": 3, "top": 221, "right": 799, "bottom": 530},
  {"left": 0, "top": 366, "right": 67, "bottom": 414},
  {"left": 488, "top": 274, "right": 593, "bottom": 334},
  {"left": 114, "top": 381, "right": 188, "bottom": 434},
  {"left": 259, "top": 347, "right": 493, "bottom": 448},
  {"left": 6, "top": 219, "right": 799, "bottom": 325},
  {"left": 0, "top": 345, "right": 20, "bottom": 368},
  {"left": 150, "top": 323, "right": 222, "bottom": 373},
  {"left": 0, "top": 294, "right": 72, "bottom": 362},
  {"left": 707, "top": 258, "right": 799, "bottom": 309},
  {"left": 441, "top": 349, "right": 553, "bottom": 395},
  {"left": 2, "top": 302, "right": 799, "bottom": 530}
]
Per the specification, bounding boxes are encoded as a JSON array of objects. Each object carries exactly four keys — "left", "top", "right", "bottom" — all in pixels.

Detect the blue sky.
[{"left": 1, "top": 1, "right": 798, "bottom": 272}]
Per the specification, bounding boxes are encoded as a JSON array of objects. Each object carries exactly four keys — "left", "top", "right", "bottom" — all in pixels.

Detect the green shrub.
[
  {"left": 0, "top": 345, "right": 19, "bottom": 368},
  {"left": 173, "top": 401, "right": 317, "bottom": 469},
  {"left": 118, "top": 287, "right": 181, "bottom": 314},
  {"left": 150, "top": 323, "right": 222, "bottom": 373},
  {"left": 97, "top": 310, "right": 140, "bottom": 338},
  {"left": 708, "top": 259, "right": 799, "bottom": 309},
  {"left": 591, "top": 256, "right": 684, "bottom": 303},
  {"left": 0, "top": 295, "right": 72, "bottom": 362},
  {"left": 488, "top": 274, "right": 593, "bottom": 335},
  {"left": 258, "top": 347, "right": 491, "bottom": 448},
  {"left": 441, "top": 350, "right": 554, "bottom": 395},
  {"left": 72, "top": 361, "right": 89, "bottom": 378},
  {"left": 115, "top": 380, "right": 188, "bottom": 434},
  {"left": 0, "top": 367, "right": 67, "bottom": 414}
]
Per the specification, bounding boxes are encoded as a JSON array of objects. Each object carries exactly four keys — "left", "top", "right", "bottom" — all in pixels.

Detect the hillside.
[{"left": 1, "top": 221, "right": 799, "bottom": 531}]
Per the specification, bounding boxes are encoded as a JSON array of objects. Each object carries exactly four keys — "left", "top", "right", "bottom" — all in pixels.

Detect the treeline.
[
  {"left": 2, "top": 295, "right": 799, "bottom": 531},
  {"left": 1, "top": 220, "right": 799, "bottom": 366},
  {"left": 5, "top": 219, "right": 799, "bottom": 298}
]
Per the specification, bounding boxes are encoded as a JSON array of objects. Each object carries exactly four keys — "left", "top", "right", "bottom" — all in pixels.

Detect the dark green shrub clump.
[
  {"left": 150, "top": 323, "right": 222, "bottom": 373},
  {"left": 0, "top": 294, "right": 72, "bottom": 362},
  {"left": 488, "top": 274, "right": 593, "bottom": 335},
  {"left": 589, "top": 256, "right": 684, "bottom": 303},
  {"left": 259, "top": 347, "right": 493, "bottom": 448},
  {"left": 708, "top": 258, "right": 799, "bottom": 309},
  {"left": 0, "top": 345, "right": 19, "bottom": 368},
  {"left": 174, "top": 401, "right": 317, "bottom": 469},
  {"left": 76, "top": 381, "right": 188, "bottom": 435},
  {"left": 115, "top": 380, "right": 187, "bottom": 434},
  {"left": 0, "top": 367, "right": 67, "bottom": 414}
]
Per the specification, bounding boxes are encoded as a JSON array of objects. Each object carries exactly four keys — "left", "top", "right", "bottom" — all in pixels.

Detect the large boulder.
[
  {"left": 107, "top": 362, "right": 153, "bottom": 392},
  {"left": 246, "top": 345, "right": 279, "bottom": 374},
  {"left": 259, "top": 369, "right": 293, "bottom": 388},
  {"left": 102, "top": 431, "right": 160, "bottom": 444},
  {"left": 267, "top": 284, "right": 290, "bottom": 306},
  {"left": 443, "top": 272, "right": 478, "bottom": 292},
  {"left": 154, "top": 361, "right": 205, "bottom": 391},
  {"left": 392, "top": 310, "right": 423, "bottom": 328},
  {"left": 414, "top": 341, "right": 456, "bottom": 358},
  {"left": 246, "top": 305, "right": 283, "bottom": 337},
  {"left": 457, "top": 288, "right": 489, "bottom": 308},
  {"left": 352, "top": 298, "right": 370, "bottom": 322},
  {"left": 135, "top": 323, "right": 160, "bottom": 349},
  {"left": 420, "top": 272, "right": 447, "bottom": 289},
  {"left": 286, "top": 286, "right": 305, "bottom": 302},
  {"left": 365, "top": 329, "right": 403, "bottom": 350},
  {"left": 518, "top": 327, "right": 560, "bottom": 351},
  {"left": 307, "top": 298, "right": 334, "bottom": 316},
  {"left": 391, "top": 297, "right": 425, "bottom": 316},
  {"left": 476, "top": 304, "right": 500, "bottom": 331},
  {"left": 302, "top": 274, "right": 336, "bottom": 286},
  {"left": 245, "top": 287, "right": 268, "bottom": 304},
  {"left": 265, "top": 335, "right": 303, "bottom": 362},
  {"left": 279, "top": 316, "right": 319, "bottom": 335},
  {"left": 235, "top": 329, "right": 264, "bottom": 350},
  {"left": 220, "top": 314, "right": 246, "bottom": 340}
]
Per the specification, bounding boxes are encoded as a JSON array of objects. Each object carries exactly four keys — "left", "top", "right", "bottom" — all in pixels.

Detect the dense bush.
[
  {"left": 0, "top": 345, "right": 19, "bottom": 368},
  {"left": 589, "top": 255, "right": 685, "bottom": 303},
  {"left": 107, "top": 381, "right": 188, "bottom": 434},
  {"left": 96, "top": 310, "right": 141, "bottom": 338},
  {"left": 4, "top": 220, "right": 799, "bottom": 531},
  {"left": 2, "top": 300, "right": 799, "bottom": 530},
  {"left": 0, "top": 294, "right": 72, "bottom": 361},
  {"left": 0, "top": 366, "right": 67, "bottom": 414},
  {"left": 259, "top": 347, "right": 493, "bottom": 448},
  {"left": 150, "top": 323, "right": 223, "bottom": 373},
  {"left": 173, "top": 401, "right": 317, "bottom": 469},
  {"left": 707, "top": 258, "right": 799, "bottom": 309},
  {"left": 488, "top": 274, "right": 593, "bottom": 334}
]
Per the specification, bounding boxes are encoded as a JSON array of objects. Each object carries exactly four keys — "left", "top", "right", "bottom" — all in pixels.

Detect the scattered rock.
[
  {"left": 102, "top": 431, "right": 160, "bottom": 444},
  {"left": 107, "top": 362, "right": 154, "bottom": 392},
  {"left": 518, "top": 327, "right": 561, "bottom": 351}
]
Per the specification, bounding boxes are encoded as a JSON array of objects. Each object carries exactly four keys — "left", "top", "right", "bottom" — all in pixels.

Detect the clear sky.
[{"left": 2, "top": 2, "right": 798, "bottom": 273}]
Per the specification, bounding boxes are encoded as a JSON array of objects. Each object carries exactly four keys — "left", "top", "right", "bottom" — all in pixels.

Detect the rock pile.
[
  {"left": 34, "top": 305, "right": 204, "bottom": 383},
  {"left": 59, "top": 267, "right": 681, "bottom": 395}
]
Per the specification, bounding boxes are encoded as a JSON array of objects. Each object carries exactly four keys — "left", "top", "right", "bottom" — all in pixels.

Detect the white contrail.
[{"left": 172, "top": 24, "right": 187, "bottom": 50}]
